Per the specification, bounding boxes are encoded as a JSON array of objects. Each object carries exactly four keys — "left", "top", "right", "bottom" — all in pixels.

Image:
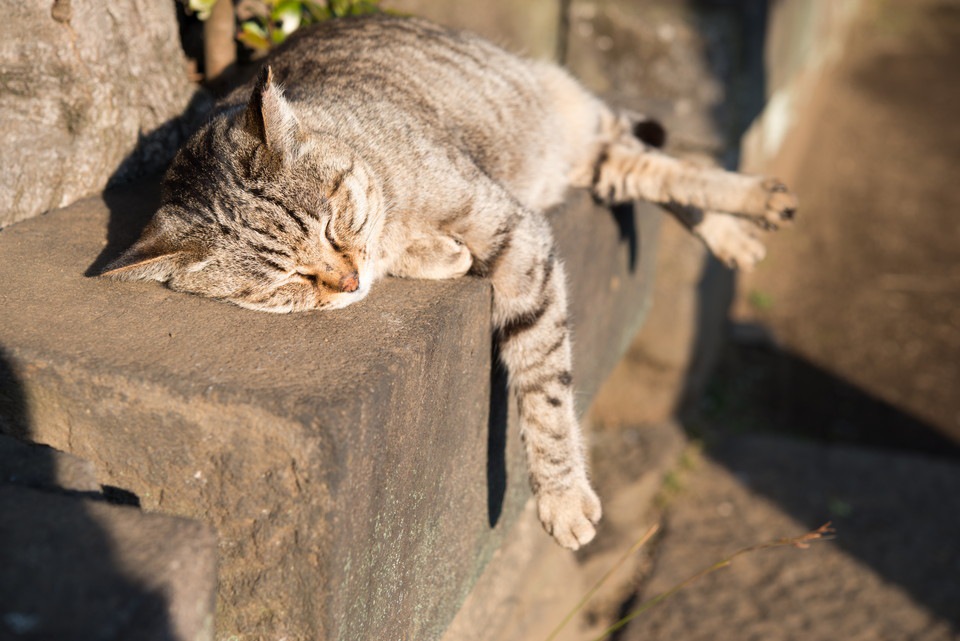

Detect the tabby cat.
[{"left": 102, "top": 16, "right": 796, "bottom": 550}]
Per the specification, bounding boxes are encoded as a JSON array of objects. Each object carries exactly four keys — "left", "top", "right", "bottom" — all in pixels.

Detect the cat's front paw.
[
  {"left": 760, "top": 178, "right": 798, "bottom": 227},
  {"left": 537, "top": 480, "right": 602, "bottom": 550}
]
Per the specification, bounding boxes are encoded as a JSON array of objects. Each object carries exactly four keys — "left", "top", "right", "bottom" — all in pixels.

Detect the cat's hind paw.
[
  {"left": 537, "top": 480, "right": 602, "bottom": 550},
  {"left": 695, "top": 215, "right": 767, "bottom": 271}
]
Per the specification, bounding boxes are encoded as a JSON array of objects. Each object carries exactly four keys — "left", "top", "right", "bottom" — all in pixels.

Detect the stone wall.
[{"left": 0, "top": 0, "right": 207, "bottom": 228}]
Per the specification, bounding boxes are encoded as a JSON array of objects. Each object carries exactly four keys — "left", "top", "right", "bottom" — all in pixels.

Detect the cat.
[{"left": 101, "top": 15, "right": 796, "bottom": 550}]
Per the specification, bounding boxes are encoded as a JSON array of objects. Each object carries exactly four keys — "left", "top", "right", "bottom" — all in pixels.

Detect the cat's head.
[{"left": 101, "top": 66, "right": 385, "bottom": 313}]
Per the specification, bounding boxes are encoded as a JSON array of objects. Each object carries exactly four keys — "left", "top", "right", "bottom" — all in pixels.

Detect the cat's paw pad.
[
  {"left": 537, "top": 480, "right": 602, "bottom": 550},
  {"left": 696, "top": 216, "right": 767, "bottom": 271},
  {"left": 761, "top": 178, "right": 798, "bottom": 226}
]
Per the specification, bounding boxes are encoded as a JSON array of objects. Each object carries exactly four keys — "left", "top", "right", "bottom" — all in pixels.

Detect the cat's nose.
[{"left": 339, "top": 271, "right": 359, "bottom": 293}]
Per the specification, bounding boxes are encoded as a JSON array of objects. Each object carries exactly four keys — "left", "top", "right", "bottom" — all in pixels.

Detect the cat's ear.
[
  {"left": 244, "top": 65, "right": 302, "bottom": 160},
  {"left": 99, "top": 223, "right": 196, "bottom": 282}
]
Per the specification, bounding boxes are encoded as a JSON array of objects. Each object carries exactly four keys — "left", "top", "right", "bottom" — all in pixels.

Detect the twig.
[
  {"left": 588, "top": 522, "right": 835, "bottom": 641},
  {"left": 544, "top": 523, "right": 660, "bottom": 641}
]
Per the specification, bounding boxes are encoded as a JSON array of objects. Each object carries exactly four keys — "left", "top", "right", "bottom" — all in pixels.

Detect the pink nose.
[{"left": 339, "top": 271, "right": 359, "bottom": 293}]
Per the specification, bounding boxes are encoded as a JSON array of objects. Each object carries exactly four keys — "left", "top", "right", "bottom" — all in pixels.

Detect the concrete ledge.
[{"left": 0, "top": 179, "right": 659, "bottom": 640}]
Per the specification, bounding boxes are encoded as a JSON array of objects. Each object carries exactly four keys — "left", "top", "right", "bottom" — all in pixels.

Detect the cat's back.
[
  {"left": 267, "top": 15, "right": 543, "bottom": 121},
  {"left": 252, "top": 16, "right": 571, "bottom": 204}
]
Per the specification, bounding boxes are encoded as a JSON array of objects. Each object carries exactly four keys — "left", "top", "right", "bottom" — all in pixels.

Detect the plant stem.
[{"left": 544, "top": 523, "right": 660, "bottom": 641}]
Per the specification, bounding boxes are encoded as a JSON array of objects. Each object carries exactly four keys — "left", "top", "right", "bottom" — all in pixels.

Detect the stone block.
[
  {"left": 0, "top": 485, "right": 216, "bottom": 641},
  {"left": 0, "top": 178, "right": 659, "bottom": 640},
  {"left": 0, "top": 433, "right": 100, "bottom": 494}
]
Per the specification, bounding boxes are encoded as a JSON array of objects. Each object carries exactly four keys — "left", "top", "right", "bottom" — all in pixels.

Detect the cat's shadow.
[
  {"left": 486, "top": 350, "right": 509, "bottom": 528},
  {"left": 85, "top": 88, "right": 213, "bottom": 277},
  {"left": 85, "top": 178, "right": 164, "bottom": 277}
]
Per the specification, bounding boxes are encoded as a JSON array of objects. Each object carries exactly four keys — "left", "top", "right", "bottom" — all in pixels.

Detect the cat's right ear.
[
  {"left": 244, "top": 65, "right": 302, "bottom": 162},
  {"left": 99, "top": 224, "right": 190, "bottom": 282}
]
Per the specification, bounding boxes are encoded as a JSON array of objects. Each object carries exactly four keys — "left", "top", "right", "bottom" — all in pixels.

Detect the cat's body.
[{"left": 104, "top": 16, "right": 796, "bottom": 549}]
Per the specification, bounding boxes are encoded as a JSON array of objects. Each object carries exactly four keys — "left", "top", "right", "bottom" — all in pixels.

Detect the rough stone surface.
[
  {"left": 622, "top": 437, "right": 960, "bottom": 641},
  {"left": 0, "top": 485, "right": 217, "bottom": 641},
  {"left": 0, "top": 178, "right": 659, "bottom": 641},
  {"left": 0, "top": 0, "right": 208, "bottom": 227}
]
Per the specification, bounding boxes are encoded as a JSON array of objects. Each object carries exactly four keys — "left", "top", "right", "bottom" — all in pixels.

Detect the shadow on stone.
[
  {"left": 86, "top": 90, "right": 213, "bottom": 277},
  {"left": 686, "top": 342, "right": 960, "bottom": 630},
  {"left": 707, "top": 433, "right": 960, "bottom": 631},
  {"left": 0, "top": 348, "right": 29, "bottom": 442},
  {"left": 695, "top": 342, "right": 960, "bottom": 458},
  {"left": 86, "top": 179, "right": 165, "bottom": 277},
  {"left": 691, "top": 0, "right": 770, "bottom": 170},
  {"left": 0, "top": 346, "right": 177, "bottom": 639}
]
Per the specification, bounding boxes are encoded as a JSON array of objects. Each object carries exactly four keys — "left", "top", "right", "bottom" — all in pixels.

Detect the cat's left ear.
[
  {"left": 99, "top": 221, "right": 202, "bottom": 283},
  {"left": 244, "top": 65, "right": 303, "bottom": 161}
]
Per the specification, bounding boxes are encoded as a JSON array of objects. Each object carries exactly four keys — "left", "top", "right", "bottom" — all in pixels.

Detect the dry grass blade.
[
  {"left": 588, "top": 523, "right": 835, "bottom": 641},
  {"left": 544, "top": 523, "right": 660, "bottom": 641}
]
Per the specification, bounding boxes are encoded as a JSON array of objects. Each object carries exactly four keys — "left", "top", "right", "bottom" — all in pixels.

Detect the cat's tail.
[{"left": 623, "top": 110, "right": 667, "bottom": 149}]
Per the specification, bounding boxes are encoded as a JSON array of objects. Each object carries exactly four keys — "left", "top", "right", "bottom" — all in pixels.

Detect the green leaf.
[
  {"left": 350, "top": 0, "right": 381, "bottom": 15},
  {"left": 303, "top": 0, "right": 331, "bottom": 22},
  {"left": 188, "top": 0, "right": 218, "bottom": 21},
  {"left": 329, "top": 0, "right": 349, "bottom": 17},
  {"left": 272, "top": 0, "right": 304, "bottom": 36},
  {"left": 238, "top": 20, "right": 272, "bottom": 52}
]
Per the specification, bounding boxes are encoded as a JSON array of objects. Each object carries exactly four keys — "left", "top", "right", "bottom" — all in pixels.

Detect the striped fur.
[{"left": 102, "top": 16, "right": 796, "bottom": 549}]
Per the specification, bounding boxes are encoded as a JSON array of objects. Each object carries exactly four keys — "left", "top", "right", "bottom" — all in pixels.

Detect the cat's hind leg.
[
  {"left": 592, "top": 135, "right": 798, "bottom": 226},
  {"left": 663, "top": 203, "right": 768, "bottom": 271}
]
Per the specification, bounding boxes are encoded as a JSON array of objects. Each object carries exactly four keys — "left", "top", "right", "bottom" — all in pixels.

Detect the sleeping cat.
[{"left": 102, "top": 15, "right": 796, "bottom": 550}]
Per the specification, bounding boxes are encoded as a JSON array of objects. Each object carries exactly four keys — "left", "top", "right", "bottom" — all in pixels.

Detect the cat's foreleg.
[
  {"left": 591, "top": 137, "right": 797, "bottom": 227},
  {"left": 467, "top": 205, "right": 601, "bottom": 550},
  {"left": 389, "top": 232, "right": 473, "bottom": 280}
]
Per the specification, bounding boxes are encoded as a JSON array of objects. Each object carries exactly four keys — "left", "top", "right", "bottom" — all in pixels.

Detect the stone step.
[
  {"left": 0, "top": 433, "right": 100, "bottom": 495},
  {"left": 0, "top": 178, "right": 660, "bottom": 640},
  {"left": 0, "top": 435, "right": 217, "bottom": 641},
  {"left": 0, "top": 485, "right": 217, "bottom": 641}
]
